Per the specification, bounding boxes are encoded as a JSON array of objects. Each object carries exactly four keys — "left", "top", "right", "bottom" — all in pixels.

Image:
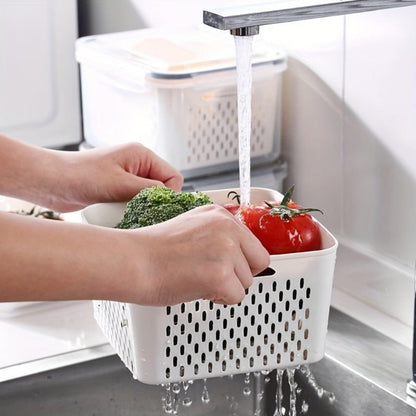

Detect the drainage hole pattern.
[
  {"left": 93, "top": 300, "right": 134, "bottom": 374},
  {"left": 163, "top": 275, "right": 312, "bottom": 381}
]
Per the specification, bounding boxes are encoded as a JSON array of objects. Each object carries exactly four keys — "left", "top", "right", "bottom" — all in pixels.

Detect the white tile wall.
[{"left": 262, "top": 7, "right": 416, "bottom": 345}]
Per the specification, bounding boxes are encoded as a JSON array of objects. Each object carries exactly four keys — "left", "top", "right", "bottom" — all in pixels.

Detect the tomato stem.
[
  {"left": 264, "top": 185, "right": 323, "bottom": 220},
  {"left": 227, "top": 191, "right": 241, "bottom": 204}
]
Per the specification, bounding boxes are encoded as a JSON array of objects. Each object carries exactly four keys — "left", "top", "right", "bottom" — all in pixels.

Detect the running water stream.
[{"left": 234, "top": 35, "right": 253, "bottom": 207}]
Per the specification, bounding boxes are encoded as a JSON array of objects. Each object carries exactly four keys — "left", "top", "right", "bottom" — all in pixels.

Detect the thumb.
[{"left": 120, "top": 176, "right": 166, "bottom": 200}]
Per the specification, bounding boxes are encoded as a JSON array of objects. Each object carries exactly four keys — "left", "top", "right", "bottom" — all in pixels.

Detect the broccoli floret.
[{"left": 116, "top": 186, "right": 212, "bottom": 229}]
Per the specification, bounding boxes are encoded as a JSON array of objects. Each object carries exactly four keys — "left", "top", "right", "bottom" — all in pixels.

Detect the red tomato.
[
  {"left": 223, "top": 203, "right": 240, "bottom": 216},
  {"left": 233, "top": 186, "right": 323, "bottom": 255},
  {"left": 237, "top": 203, "right": 322, "bottom": 255}
]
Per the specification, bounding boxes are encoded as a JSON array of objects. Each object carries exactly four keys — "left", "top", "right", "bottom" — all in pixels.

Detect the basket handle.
[{"left": 255, "top": 267, "right": 276, "bottom": 277}]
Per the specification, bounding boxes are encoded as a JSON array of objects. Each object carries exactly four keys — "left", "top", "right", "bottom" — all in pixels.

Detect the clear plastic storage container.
[{"left": 75, "top": 28, "right": 287, "bottom": 178}]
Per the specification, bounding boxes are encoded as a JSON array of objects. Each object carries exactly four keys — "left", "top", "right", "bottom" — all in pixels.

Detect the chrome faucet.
[{"left": 203, "top": 0, "right": 416, "bottom": 36}]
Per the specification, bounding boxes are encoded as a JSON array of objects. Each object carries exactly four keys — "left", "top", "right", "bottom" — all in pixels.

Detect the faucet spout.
[{"left": 203, "top": 0, "right": 416, "bottom": 35}]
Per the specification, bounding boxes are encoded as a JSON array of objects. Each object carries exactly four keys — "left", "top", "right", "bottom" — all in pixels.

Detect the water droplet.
[
  {"left": 328, "top": 392, "right": 336, "bottom": 404},
  {"left": 201, "top": 379, "right": 210, "bottom": 404},
  {"left": 229, "top": 398, "right": 239, "bottom": 413},
  {"left": 172, "top": 383, "right": 181, "bottom": 394},
  {"left": 301, "top": 400, "right": 309, "bottom": 413},
  {"left": 201, "top": 391, "right": 210, "bottom": 403},
  {"left": 182, "top": 397, "right": 193, "bottom": 407},
  {"left": 244, "top": 373, "right": 251, "bottom": 384},
  {"left": 164, "top": 404, "right": 173, "bottom": 414},
  {"left": 243, "top": 386, "right": 252, "bottom": 396}
]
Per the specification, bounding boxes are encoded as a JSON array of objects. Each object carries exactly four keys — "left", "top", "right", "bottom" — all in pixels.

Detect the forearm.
[
  {"left": 0, "top": 212, "right": 145, "bottom": 302},
  {"left": 0, "top": 134, "right": 63, "bottom": 207},
  {"left": 0, "top": 134, "right": 183, "bottom": 213},
  {"left": 0, "top": 206, "right": 270, "bottom": 306}
]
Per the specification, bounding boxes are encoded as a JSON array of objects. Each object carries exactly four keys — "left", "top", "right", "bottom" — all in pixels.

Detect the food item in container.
[
  {"left": 223, "top": 191, "right": 241, "bottom": 216},
  {"left": 227, "top": 186, "right": 323, "bottom": 255},
  {"left": 116, "top": 186, "right": 212, "bottom": 229},
  {"left": 9, "top": 206, "right": 63, "bottom": 220}
]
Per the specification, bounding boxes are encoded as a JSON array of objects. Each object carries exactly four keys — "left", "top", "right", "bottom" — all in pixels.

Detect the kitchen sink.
[{"left": 0, "top": 308, "right": 415, "bottom": 416}]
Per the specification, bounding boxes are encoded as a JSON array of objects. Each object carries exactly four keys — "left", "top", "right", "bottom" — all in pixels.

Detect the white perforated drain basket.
[{"left": 82, "top": 188, "right": 338, "bottom": 385}]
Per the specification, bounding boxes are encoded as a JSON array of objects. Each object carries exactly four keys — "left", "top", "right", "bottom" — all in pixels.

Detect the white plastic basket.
[{"left": 81, "top": 188, "right": 338, "bottom": 385}]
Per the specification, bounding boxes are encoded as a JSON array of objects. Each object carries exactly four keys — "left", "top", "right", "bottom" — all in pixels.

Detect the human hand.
[
  {"left": 0, "top": 202, "right": 269, "bottom": 306},
  {"left": 45, "top": 143, "right": 183, "bottom": 212},
  {"left": 0, "top": 136, "right": 183, "bottom": 211},
  {"left": 123, "top": 204, "right": 270, "bottom": 306}
]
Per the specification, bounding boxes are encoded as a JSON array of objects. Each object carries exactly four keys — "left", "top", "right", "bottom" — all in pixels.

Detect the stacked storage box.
[{"left": 76, "top": 28, "right": 287, "bottom": 188}]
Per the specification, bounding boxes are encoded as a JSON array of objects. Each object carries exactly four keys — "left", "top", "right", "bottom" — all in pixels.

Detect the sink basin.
[
  {"left": 0, "top": 358, "right": 257, "bottom": 416},
  {"left": 263, "top": 357, "right": 415, "bottom": 416},
  {"left": 0, "top": 308, "right": 415, "bottom": 415}
]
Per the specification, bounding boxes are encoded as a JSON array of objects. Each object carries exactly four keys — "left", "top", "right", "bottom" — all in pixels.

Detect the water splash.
[
  {"left": 161, "top": 383, "right": 176, "bottom": 415},
  {"left": 300, "top": 400, "right": 309, "bottom": 414},
  {"left": 299, "top": 365, "right": 335, "bottom": 404},
  {"left": 160, "top": 366, "right": 335, "bottom": 415}
]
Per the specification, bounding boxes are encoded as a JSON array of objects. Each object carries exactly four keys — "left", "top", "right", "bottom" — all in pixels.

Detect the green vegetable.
[{"left": 116, "top": 186, "right": 212, "bottom": 229}]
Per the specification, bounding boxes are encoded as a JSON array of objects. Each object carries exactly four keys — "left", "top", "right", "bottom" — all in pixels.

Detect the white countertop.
[
  {"left": 0, "top": 301, "right": 107, "bottom": 369},
  {"left": 0, "top": 299, "right": 115, "bottom": 382},
  {"left": 0, "top": 201, "right": 113, "bottom": 381}
]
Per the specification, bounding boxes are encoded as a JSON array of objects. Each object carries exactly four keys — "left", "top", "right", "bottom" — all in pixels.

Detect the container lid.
[{"left": 76, "top": 27, "right": 286, "bottom": 81}]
